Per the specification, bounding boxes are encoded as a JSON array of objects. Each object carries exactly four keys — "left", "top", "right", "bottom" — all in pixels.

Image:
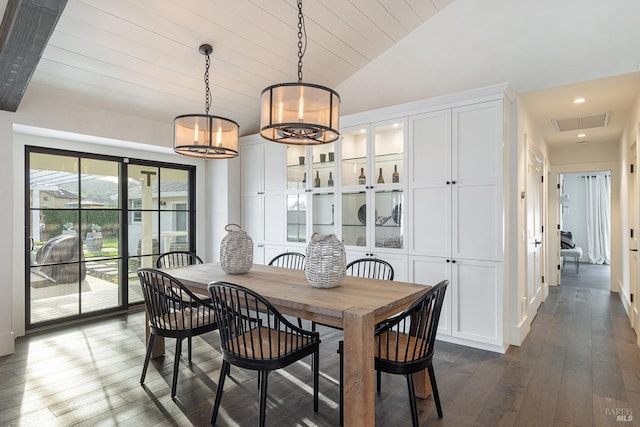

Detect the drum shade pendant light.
[
  {"left": 174, "top": 44, "right": 239, "bottom": 158},
  {"left": 260, "top": 0, "right": 340, "bottom": 145}
]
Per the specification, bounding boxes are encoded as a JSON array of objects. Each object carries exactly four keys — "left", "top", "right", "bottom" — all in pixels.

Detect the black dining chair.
[
  {"left": 268, "top": 252, "right": 305, "bottom": 270},
  {"left": 137, "top": 268, "right": 218, "bottom": 399},
  {"left": 346, "top": 257, "right": 394, "bottom": 281},
  {"left": 269, "top": 252, "right": 306, "bottom": 328},
  {"left": 156, "top": 251, "right": 204, "bottom": 358},
  {"left": 156, "top": 251, "right": 203, "bottom": 269},
  {"left": 207, "top": 281, "right": 321, "bottom": 427},
  {"left": 313, "top": 258, "right": 394, "bottom": 337},
  {"left": 339, "top": 279, "right": 449, "bottom": 426}
]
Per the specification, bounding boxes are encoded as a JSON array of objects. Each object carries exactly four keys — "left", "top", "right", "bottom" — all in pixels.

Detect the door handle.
[{"left": 534, "top": 240, "right": 542, "bottom": 246}]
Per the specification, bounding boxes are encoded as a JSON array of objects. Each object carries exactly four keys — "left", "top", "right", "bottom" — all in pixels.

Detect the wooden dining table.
[{"left": 157, "top": 262, "right": 432, "bottom": 427}]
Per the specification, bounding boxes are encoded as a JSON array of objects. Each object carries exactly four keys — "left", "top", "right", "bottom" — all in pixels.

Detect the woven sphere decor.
[
  {"left": 220, "top": 224, "right": 253, "bottom": 274},
  {"left": 305, "top": 232, "right": 346, "bottom": 288}
]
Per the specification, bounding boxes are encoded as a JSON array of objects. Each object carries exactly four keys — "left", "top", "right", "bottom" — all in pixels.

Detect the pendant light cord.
[
  {"left": 297, "top": 0, "right": 307, "bottom": 83},
  {"left": 204, "top": 51, "right": 211, "bottom": 115}
]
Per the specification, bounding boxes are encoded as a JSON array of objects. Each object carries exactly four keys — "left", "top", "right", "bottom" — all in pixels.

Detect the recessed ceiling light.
[
  {"left": 577, "top": 133, "right": 586, "bottom": 138},
  {"left": 573, "top": 97, "right": 586, "bottom": 104},
  {"left": 393, "top": 123, "right": 399, "bottom": 128},
  {"left": 360, "top": 129, "right": 366, "bottom": 133}
]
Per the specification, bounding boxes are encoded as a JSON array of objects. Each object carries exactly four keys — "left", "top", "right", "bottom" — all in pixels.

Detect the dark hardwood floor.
[
  {"left": 561, "top": 262, "right": 611, "bottom": 290},
  {"left": 2, "top": 281, "right": 639, "bottom": 426}
]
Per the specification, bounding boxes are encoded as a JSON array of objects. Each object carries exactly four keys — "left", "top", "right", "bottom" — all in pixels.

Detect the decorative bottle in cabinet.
[
  {"left": 377, "top": 168, "right": 384, "bottom": 184},
  {"left": 392, "top": 164, "right": 399, "bottom": 183},
  {"left": 358, "top": 168, "right": 366, "bottom": 185},
  {"left": 314, "top": 171, "right": 321, "bottom": 188},
  {"left": 302, "top": 172, "right": 306, "bottom": 188},
  {"left": 328, "top": 172, "right": 334, "bottom": 187}
]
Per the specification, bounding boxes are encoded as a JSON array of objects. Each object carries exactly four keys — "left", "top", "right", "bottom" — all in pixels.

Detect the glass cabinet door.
[
  {"left": 287, "top": 194, "right": 306, "bottom": 243},
  {"left": 341, "top": 191, "right": 367, "bottom": 247},
  {"left": 373, "top": 121, "right": 404, "bottom": 186},
  {"left": 311, "top": 143, "right": 336, "bottom": 190},
  {"left": 312, "top": 192, "right": 336, "bottom": 236},
  {"left": 341, "top": 127, "right": 368, "bottom": 187},
  {"left": 374, "top": 190, "right": 403, "bottom": 249},
  {"left": 286, "top": 145, "right": 307, "bottom": 190}
]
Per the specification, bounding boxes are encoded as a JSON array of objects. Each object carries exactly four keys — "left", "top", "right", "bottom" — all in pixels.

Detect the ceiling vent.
[{"left": 551, "top": 112, "right": 610, "bottom": 132}]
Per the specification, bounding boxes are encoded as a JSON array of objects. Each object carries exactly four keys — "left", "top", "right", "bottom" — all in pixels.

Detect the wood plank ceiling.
[{"left": 0, "top": 0, "right": 455, "bottom": 136}]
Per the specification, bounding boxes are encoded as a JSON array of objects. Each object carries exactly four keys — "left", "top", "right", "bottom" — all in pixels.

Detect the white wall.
[
  {"left": 0, "top": 112, "right": 16, "bottom": 356},
  {"left": 336, "top": 0, "right": 640, "bottom": 116},
  {"left": 618, "top": 88, "right": 640, "bottom": 333},
  {"left": 510, "top": 99, "right": 549, "bottom": 345}
]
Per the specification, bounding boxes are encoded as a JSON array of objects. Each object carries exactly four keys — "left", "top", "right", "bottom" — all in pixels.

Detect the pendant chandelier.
[
  {"left": 174, "top": 44, "right": 239, "bottom": 159},
  {"left": 260, "top": 0, "right": 340, "bottom": 145}
]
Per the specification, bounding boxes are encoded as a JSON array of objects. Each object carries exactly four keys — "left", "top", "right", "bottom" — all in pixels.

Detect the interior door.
[
  {"left": 629, "top": 141, "right": 639, "bottom": 339},
  {"left": 526, "top": 149, "right": 544, "bottom": 317}
]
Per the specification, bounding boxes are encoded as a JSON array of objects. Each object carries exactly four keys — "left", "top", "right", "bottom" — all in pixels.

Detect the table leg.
[
  {"left": 343, "top": 307, "right": 375, "bottom": 427},
  {"left": 144, "top": 309, "right": 165, "bottom": 358},
  {"left": 413, "top": 369, "right": 432, "bottom": 399}
]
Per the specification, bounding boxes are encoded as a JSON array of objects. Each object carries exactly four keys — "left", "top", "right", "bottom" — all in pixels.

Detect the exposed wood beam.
[{"left": 0, "top": 0, "right": 67, "bottom": 112}]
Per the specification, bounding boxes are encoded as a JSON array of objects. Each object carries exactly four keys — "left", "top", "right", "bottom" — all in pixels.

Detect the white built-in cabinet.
[
  {"left": 408, "top": 100, "right": 506, "bottom": 351},
  {"left": 240, "top": 139, "right": 285, "bottom": 264},
  {"left": 239, "top": 87, "right": 510, "bottom": 352}
]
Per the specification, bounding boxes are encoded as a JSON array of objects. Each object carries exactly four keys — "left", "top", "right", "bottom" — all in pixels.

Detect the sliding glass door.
[
  {"left": 126, "top": 163, "right": 194, "bottom": 305},
  {"left": 26, "top": 147, "right": 195, "bottom": 328}
]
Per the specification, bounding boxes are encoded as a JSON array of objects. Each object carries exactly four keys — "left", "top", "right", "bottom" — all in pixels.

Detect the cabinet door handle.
[
  {"left": 446, "top": 181, "right": 450, "bottom": 185},
  {"left": 451, "top": 180, "right": 456, "bottom": 185},
  {"left": 446, "top": 259, "right": 450, "bottom": 263},
  {"left": 451, "top": 259, "right": 457, "bottom": 263}
]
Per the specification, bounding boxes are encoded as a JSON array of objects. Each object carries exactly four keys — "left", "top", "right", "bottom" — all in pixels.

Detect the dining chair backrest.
[
  {"left": 346, "top": 258, "right": 394, "bottom": 281},
  {"left": 137, "top": 268, "right": 215, "bottom": 335},
  {"left": 156, "top": 251, "right": 203, "bottom": 269},
  {"left": 375, "top": 280, "right": 448, "bottom": 369},
  {"left": 268, "top": 252, "right": 305, "bottom": 270},
  {"left": 207, "top": 281, "right": 319, "bottom": 370}
]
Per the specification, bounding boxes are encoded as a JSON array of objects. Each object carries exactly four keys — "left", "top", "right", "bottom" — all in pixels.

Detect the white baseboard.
[
  {"left": 0, "top": 331, "right": 15, "bottom": 356},
  {"left": 509, "top": 316, "right": 531, "bottom": 346},
  {"left": 619, "top": 282, "right": 631, "bottom": 316},
  {"left": 436, "top": 334, "right": 508, "bottom": 354}
]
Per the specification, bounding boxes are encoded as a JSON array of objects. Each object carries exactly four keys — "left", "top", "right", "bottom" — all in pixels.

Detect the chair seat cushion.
[
  {"left": 153, "top": 306, "right": 215, "bottom": 330},
  {"left": 376, "top": 331, "right": 427, "bottom": 362},
  {"left": 560, "top": 247, "right": 583, "bottom": 258},
  {"left": 229, "top": 327, "right": 313, "bottom": 359}
]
